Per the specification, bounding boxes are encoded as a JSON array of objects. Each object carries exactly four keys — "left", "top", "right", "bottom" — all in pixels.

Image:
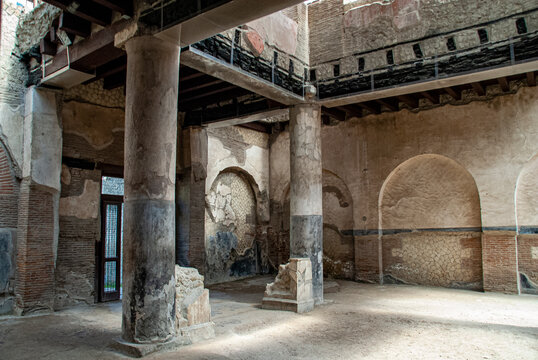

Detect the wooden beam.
[
  {"left": 59, "top": 12, "right": 91, "bottom": 38},
  {"left": 471, "top": 82, "right": 486, "bottom": 96},
  {"left": 103, "top": 70, "right": 126, "bottom": 90},
  {"left": 321, "top": 106, "right": 346, "bottom": 122},
  {"left": 44, "top": 20, "right": 127, "bottom": 75},
  {"left": 420, "top": 91, "right": 439, "bottom": 104},
  {"left": 180, "top": 79, "right": 224, "bottom": 95},
  {"left": 498, "top": 77, "right": 509, "bottom": 92},
  {"left": 180, "top": 71, "right": 205, "bottom": 82},
  {"left": 398, "top": 94, "right": 419, "bottom": 108},
  {"left": 92, "top": 0, "right": 133, "bottom": 16},
  {"left": 527, "top": 72, "right": 536, "bottom": 87},
  {"left": 444, "top": 86, "right": 461, "bottom": 100},
  {"left": 357, "top": 101, "right": 381, "bottom": 114},
  {"left": 239, "top": 121, "right": 272, "bottom": 134},
  {"left": 40, "top": 35, "right": 57, "bottom": 56},
  {"left": 376, "top": 98, "right": 399, "bottom": 112},
  {"left": 179, "top": 87, "right": 252, "bottom": 111},
  {"left": 43, "top": 0, "right": 112, "bottom": 26},
  {"left": 338, "top": 105, "right": 362, "bottom": 118}
]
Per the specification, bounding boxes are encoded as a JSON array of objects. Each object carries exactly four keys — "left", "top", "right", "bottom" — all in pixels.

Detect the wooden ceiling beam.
[
  {"left": 357, "top": 101, "right": 381, "bottom": 114},
  {"left": 43, "top": 0, "right": 112, "bottom": 26},
  {"left": 444, "top": 86, "right": 461, "bottom": 101},
  {"left": 321, "top": 106, "right": 346, "bottom": 122},
  {"left": 44, "top": 20, "right": 127, "bottom": 75},
  {"left": 527, "top": 72, "right": 536, "bottom": 87},
  {"left": 420, "top": 90, "right": 440, "bottom": 104},
  {"left": 103, "top": 70, "right": 126, "bottom": 90},
  {"left": 498, "top": 77, "right": 509, "bottom": 92},
  {"left": 398, "top": 94, "right": 419, "bottom": 109},
  {"left": 59, "top": 12, "right": 91, "bottom": 38},
  {"left": 179, "top": 87, "right": 252, "bottom": 111},
  {"left": 376, "top": 98, "right": 399, "bottom": 112},
  {"left": 180, "top": 72, "right": 206, "bottom": 82},
  {"left": 180, "top": 79, "right": 224, "bottom": 95},
  {"left": 471, "top": 82, "right": 486, "bottom": 96},
  {"left": 40, "top": 34, "right": 57, "bottom": 56},
  {"left": 92, "top": 0, "right": 133, "bottom": 16},
  {"left": 337, "top": 105, "right": 362, "bottom": 118}
]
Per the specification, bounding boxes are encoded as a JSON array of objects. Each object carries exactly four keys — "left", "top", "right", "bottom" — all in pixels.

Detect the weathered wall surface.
[
  {"left": 205, "top": 126, "right": 271, "bottom": 284},
  {"left": 309, "top": 0, "right": 538, "bottom": 67},
  {"left": 269, "top": 123, "right": 358, "bottom": 279},
  {"left": 56, "top": 167, "right": 101, "bottom": 309},
  {"left": 380, "top": 155, "right": 483, "bottom": 288},
  {"left": 516, "top": 154, "right": 538, "bottom": 293}
]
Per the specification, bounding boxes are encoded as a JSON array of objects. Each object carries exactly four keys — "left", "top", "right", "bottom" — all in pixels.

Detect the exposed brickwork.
[
  {"left": 0, "top": 143, "right": 19, "bottom": 228},
  {"left": 16, "top": 179, "right": 56, "bottom": 312},
  {"left": 55, "top": 167, "right": 101, "bottom": 309},
  {"left": 482, "top": 232, "right": 519, "bottom": 294},
  {"left": 517, "top": 235, "right": 538, "bottom": 289}
]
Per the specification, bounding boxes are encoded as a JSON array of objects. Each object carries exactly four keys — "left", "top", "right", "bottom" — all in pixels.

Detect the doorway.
[{"left": 99, "top": 176, "right": 124, "bottom": 302}]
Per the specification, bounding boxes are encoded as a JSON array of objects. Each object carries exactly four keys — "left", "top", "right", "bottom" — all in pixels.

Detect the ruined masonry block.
[
  {"left": 175, "top": 266, "right": 215, "bottom": 343},
  {"left": 262, "top": 258, "right": 314, "bottom": 313}
]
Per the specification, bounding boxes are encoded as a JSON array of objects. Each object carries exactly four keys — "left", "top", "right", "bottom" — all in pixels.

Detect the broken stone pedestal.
[
  {"left": 262, "top": 258, "right": 315, "bottom": 313},
  {"left": 113, "top": 266, "right": 214, "bottom": 357},
  {"left": 175, "top": 265, "right": 215, "bottom": 342}
]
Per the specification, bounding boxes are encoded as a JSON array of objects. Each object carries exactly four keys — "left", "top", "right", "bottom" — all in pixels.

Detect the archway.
[
  {"left": 322, "top": 170, "right": 354, "bottom": 279},
  {"left": 379, "top": 154, "right": 483, "bottom": 289},
  {"left": 205, "top": 167, "right": 262, "bottom": 284}
]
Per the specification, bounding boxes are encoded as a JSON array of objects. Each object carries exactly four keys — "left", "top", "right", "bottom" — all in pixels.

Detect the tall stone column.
[
  {"left": 289, "top": 104, "right": 323, "bottom": 305},
  {"left": 122, "top": 36, "right": 180, "bottom": 344}
]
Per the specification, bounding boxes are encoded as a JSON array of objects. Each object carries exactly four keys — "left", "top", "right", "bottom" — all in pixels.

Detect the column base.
[
  {"left": 111, "top": 322, "right": 215, "bottom": 358},
  {"left": 262, "top": 297, "right": 315, "bottom": 313}
]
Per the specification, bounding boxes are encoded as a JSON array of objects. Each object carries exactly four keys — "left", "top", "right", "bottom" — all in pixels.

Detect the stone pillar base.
[
  {"left": 262, "top": 258, "right": 315, "bottom": 313},
  {"left": 112, "top": 322, "right": 215, "bottom": 358}
]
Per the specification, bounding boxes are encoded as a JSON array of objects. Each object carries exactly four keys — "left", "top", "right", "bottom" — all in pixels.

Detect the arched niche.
[
  {"left": 515, "top": 154, "right": 538, "bottom": 294},
  {"left": 379, "top": 154, "right": 483, "bottom": 289},
  {"left": 205, "top": 167, "right": 261, "bottom": 284},
  {"left": 322, "top": 169, "right": 354, "bottom": 279}
]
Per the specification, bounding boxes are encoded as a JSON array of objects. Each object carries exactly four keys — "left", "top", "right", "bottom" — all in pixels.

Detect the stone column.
[
  {"left": 176, "top": 126, "right": 207, "bottom": 270},
  {"left": 122, "top": 36, "right": 180, "bottom": 344},
  {"left": 289, "top": 103, "right": 323, "bottom": 305}
]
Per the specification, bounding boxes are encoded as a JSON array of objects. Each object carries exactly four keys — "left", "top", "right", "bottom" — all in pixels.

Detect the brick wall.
[
  {"left": 482, "top": 231, "right": 519, "bottom": 293},
  {"left": 16, "top": 178, "right": 56, "bottom": 313},
  {"left": 0, "top": 142, "right": 18, "bottom": 228}
]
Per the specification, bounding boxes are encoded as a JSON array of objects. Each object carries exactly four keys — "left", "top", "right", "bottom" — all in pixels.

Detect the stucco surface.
[{"left": 516, "top": 154, "right": 538, "bottom": 228}]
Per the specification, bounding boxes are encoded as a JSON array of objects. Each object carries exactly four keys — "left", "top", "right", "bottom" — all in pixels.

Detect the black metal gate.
[{"left": 100, "top": 196, "right": 123, "bottom": 302}]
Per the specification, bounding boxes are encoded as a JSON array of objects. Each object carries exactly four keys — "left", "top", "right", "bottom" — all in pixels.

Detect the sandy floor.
[{"left": 1, "top": 276, "right": 537, "bottom": 360}]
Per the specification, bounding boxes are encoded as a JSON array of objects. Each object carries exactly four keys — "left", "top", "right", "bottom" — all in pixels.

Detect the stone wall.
[{"left": 205, "top": 126, "right": 271, "bottom": 284}]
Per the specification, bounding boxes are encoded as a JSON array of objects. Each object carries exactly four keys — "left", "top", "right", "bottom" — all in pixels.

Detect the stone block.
[
  {"left": 262, "top": 258, "right": 314, "bottom": 313},
  {"left": 175, "top": 266, "right": 215, "bottom": 341}
]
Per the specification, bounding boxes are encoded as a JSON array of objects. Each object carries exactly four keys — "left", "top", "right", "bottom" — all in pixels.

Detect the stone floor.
[{"left": 1, "top": 276, "right": 537, "bottom": 359}]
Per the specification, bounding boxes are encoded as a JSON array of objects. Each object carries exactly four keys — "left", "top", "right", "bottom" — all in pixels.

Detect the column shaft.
[
  {"left": 289, "top": 104, "right": 323, "bottom": 304},
  {"left": 122, "top": 36, "right": 179, "bottom": 344}
]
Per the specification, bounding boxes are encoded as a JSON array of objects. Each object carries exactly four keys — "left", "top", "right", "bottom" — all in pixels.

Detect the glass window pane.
[
  {"left": 102, "top": 176, "right": 124, "bottom": 196},
  {"left": 105, "top": 205, "right": 118, "bottom": 258},
  {"left": 104, "top": 262, "right": 117, "bottom": 293}
]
